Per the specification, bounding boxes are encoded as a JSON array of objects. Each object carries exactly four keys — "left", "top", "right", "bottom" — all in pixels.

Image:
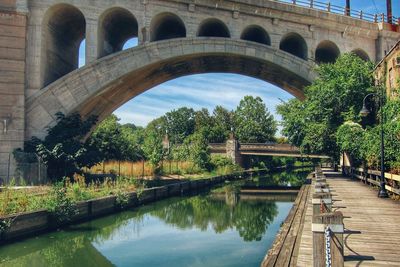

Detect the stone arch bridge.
[{"left": 0, "top": 0, "right": 399, "bottom": 177}]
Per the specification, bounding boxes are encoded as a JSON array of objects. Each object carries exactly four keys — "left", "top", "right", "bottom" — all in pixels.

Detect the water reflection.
[
  {"left": 245, "top": 170, "right": 310, "bottom": 187},
  {"left": 149, "top": 194, "right": 278, "bottom": 242},
  {"left": 0, "top": 192, "right": 293, "bottom": 267}
]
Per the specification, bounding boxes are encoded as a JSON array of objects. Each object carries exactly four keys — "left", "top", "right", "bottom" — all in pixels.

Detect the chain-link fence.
[{"left": 0, "top": 152, "right": 48, "bottom": 186}]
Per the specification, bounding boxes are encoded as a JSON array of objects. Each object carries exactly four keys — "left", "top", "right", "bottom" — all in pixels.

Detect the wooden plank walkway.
[
  {"left": 296, "top": 170, "right": 400, "bottom": 267},
  {"left": 261, "top": 182, "right": 311, "bottom": 267},
  {"left": 263, "top": 169, "right": 400, "bottom": 267}
]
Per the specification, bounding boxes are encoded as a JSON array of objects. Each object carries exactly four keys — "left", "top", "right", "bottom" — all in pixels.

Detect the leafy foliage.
[
  {"left": 88, "top": 115, "right": 143, "bottom": 162},
  {"left": 278, "top": 53, "right": 374, "bottom": 160},
  {"left": 233, "top": 96, "right": 277, "bottom": 143},
  {"left": 142, "top": 128, "right": 164, "bottom": 172},
  {"left": 21, "top": 112, "right": 99, "bottom": 181},
  {"left": 46, "top": 180, "right": 78, "bottom": 224},
  {"left": 336, "top": 122, "right": 364, "bottom": 166}
]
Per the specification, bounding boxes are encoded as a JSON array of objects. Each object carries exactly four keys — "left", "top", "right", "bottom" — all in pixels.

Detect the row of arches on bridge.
[{"left": 42, "top": 4, "right": 371, "bottom": 87}]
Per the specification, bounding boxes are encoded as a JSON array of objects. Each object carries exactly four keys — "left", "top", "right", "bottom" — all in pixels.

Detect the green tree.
[
  {"left": 212, "top": 105, "right": 234, "bottom": 142},
  {"left": 336, "top": 121, "right": 365, "bottom": 166},
  {"left": 277, "top": 53, "right": 374, "bottom": 160},
  {"left": 20, "top": 113, "right": 99, "bottom": 180},
  {"left": 184, "top": 130, "right": 211, "bottom": 170},
  {"left": 233, "top": 96, "right": 277, "bottom": 143},
  {"left": 165, "top": 107, "right": 195, "bottom": 144},
  {"left": 142, "top": 128, "right": 164, "bottom": 172},
  {"left": 88, "top": 115, "right": 124, "bottom": 161}
]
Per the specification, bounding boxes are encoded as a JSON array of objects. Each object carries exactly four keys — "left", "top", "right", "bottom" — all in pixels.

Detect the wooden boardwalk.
[{"left": 264, "top": 169, "right": 400, "bottom": 267}]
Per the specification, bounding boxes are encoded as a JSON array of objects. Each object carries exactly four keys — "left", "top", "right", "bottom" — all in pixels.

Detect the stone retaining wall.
[{"left": 0, "top": 170, "right": 266, "bottom": 244}]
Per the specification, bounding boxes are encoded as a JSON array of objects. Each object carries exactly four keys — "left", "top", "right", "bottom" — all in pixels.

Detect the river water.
[{"left": 0, "top": 170, "right": 309, "bottom": 267}]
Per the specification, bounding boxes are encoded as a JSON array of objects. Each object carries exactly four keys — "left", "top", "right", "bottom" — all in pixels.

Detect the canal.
[{"left": 0, "top": 170, "right": 309, "bottom": 267}]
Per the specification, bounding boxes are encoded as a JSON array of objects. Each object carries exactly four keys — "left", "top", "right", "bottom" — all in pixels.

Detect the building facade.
[{"left": 375, "top": 41, "right": 400, "bottom": 98}]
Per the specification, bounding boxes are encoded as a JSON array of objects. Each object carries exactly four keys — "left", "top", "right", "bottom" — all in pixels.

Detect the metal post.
[
  {"left": 37, "top": 154, "right": 41, "bottom": 184},
  {"left": 345, "top": 0, "right": 350, "bottom": 16},
  {"left": 7, "top": 153, "right": 11, "bottom": 184},
  {"left": 387, "top": 0, "right": 392, "bottom": 24},
  {"left": 142, "top": 159, "right": 145, "bottom": 178}
]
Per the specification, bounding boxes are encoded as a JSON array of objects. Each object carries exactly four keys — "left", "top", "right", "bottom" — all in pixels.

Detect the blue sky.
[{"left": 78, "top": 0, "right": 399, "bottom": 127}]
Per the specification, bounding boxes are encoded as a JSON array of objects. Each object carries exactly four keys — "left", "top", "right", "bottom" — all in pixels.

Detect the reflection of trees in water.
[
  {"left": 0, "top": 234, "right": 114, "bottom": 267},
  {"left": 150, "top": 195, "right": 278, "bottom": 242},
  {"left": 0, "top": 194, "right": 280, "bottom": 265},
  {"left": 0, "top": 213, "right": 132, "bottom": 267},
  {"left": 248, "top": 170, "right": 310, "bottom": 187}
]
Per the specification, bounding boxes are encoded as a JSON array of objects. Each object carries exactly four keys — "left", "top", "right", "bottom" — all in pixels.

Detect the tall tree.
[
  {"left": 88, "top": 115, "right": 124, "bottom": 161},
  {"left": 233, "top": 96, "right": 277, "bottom": 143},
  {"left": 20, "top": 112, "right": 99, "bottom": 180},
  {"left": 165, "top": 107, "right": 195, "bottom": 144},
  {"left": 277, "top": 53, "right": 374, "bottom": 160}
]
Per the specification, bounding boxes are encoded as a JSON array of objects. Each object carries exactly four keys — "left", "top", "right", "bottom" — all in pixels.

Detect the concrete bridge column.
[
  {"left": 226, "top": 136, "right": 242, "bottom": 167},
  {"left": 0, "top": 3, "right": 27, "bottom": 180},
  {"left": 85, "top": 17, "right": 99, "bottom": 64}
]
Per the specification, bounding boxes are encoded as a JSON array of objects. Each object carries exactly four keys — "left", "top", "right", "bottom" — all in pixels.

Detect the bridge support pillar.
[
  {"left": 85, "top": 17, "right": 99, "bottom": 64},
  {"left": 226, "top": 136, "right": 242, "bottom": 167},
  {"left": 0, "top": 5, "right": 27, "bottom": 183}
]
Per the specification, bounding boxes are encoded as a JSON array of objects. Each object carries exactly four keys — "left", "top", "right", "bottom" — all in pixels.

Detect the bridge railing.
[
  {"left": 274, "top": 0, "right": 399, "bottom": 25},
  {"left": 239, "top": 143, "right": 300, "bottom": 152},
  {"left": 342, "top": 166, "right": 400, "bottom": 196}
]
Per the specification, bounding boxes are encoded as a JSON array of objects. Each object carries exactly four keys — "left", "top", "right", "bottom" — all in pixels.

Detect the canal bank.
[
  {"left": 0, "top": 172, "right": 305, "bottom": 267},
  {"left": 0, "top": 169, "right": 271, "bottom": 244}
]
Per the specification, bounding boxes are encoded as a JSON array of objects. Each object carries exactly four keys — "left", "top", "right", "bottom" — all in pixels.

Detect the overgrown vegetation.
[
  {"left": 278, "top": 53, "right": 400, "bottom": 173},
  {"left": 278, "top": 53, "right": 374, "bottom": 161},
  {"left": 17, "top": 95, "right": 279, "bottom": 182}
]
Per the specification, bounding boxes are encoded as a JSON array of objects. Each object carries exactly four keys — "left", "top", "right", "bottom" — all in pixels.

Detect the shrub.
[{"left": 46, "top": 180, "right": 78, "bottom": 224}]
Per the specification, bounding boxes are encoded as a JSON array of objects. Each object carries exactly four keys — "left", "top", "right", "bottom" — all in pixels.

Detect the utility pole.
[
  {"left": 387, "top": 0, "right": 393, "bottom": 24},
  {"left": 345, "top": 0, "right": 350, "bottom": 16}
]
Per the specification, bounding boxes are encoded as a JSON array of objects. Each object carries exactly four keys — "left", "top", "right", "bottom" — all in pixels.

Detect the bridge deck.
[{"left": 297, "top": 170, "right": 400, "bottom": 267}]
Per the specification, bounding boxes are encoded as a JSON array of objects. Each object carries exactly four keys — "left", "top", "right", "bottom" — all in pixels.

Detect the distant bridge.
[{"left": 209, "top": 141, "right": 330, "bottom": 164}]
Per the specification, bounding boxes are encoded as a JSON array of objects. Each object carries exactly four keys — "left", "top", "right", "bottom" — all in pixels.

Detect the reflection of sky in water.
[
  {"left": 0, "top": 193, "right": 294, "bottom": 267},
  {"left": 92, "top": 201, "right": 292, "bottom": 267}
]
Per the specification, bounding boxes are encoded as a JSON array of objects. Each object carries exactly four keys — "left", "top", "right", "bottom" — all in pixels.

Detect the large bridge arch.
[{"left": 26, "top": 38, "right": 316, "bottom": 139}]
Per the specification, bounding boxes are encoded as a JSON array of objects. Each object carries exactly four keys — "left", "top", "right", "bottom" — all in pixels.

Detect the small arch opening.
[
  {"left": 351, "top": 49, "right": 370, "bottom": 61},
  {"left": 122, "top": 37, "right": 139, "bottom": 50},
  {"left": 279, "top": 33, "right": 308, "bottom": 60},
  {"left": 315, "top": 40, "right": 340, "bottom": 64},
  {"left": 98, "top": 7, "right": 138, "bottom": 58},
  {"left": 240, "top": 25, "right": 270, "bottom": 45},
  {"left": 197, "top": 18, "right": 230, "bottom": 38},
  {"left": 41, "top": 4, "right": 86, "bottom": 87},
  {"left": 79, "top": 39, "right": 86, "bottom": 67},
  {"left": 150, "top": 13, "right": 186, "bottom": 41}
]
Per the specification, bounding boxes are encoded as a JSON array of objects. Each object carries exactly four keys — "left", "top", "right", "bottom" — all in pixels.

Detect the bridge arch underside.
[{"left": 26, "top": 39, "right": 315, "bottom": 139}]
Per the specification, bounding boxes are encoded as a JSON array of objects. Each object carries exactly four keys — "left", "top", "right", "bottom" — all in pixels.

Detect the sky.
[{"left": 78, "top": 0, "right": 399, "bottom": 127}]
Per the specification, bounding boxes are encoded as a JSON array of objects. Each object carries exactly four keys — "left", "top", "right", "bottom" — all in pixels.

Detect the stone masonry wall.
[{"left": 0, "top": 3, "right": 27, "bottom": 180}]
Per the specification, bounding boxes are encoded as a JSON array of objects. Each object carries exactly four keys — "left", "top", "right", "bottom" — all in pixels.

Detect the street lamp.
[{"left": 359, "top": 89, "right": 389, "bottom": 198}]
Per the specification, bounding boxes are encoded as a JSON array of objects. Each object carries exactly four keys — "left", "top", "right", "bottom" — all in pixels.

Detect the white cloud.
[{"left": 113, "top": 73, "right": 294, "bottom": 126}]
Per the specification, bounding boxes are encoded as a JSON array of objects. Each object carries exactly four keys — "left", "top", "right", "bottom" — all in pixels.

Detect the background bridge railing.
[
  {"left": 342, "top": 166, "right": 400, "bottom": 196},
  {"left": 273, "top": 0, "right": 399, "bottom": 25}
]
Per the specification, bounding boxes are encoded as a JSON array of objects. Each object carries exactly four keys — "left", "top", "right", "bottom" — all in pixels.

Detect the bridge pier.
[
  {"left": 226, "top": 135, "right": 243, "bottom": 167},
  {"left": 0, "top": 4, "right": 28, "bottom": 181}
]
